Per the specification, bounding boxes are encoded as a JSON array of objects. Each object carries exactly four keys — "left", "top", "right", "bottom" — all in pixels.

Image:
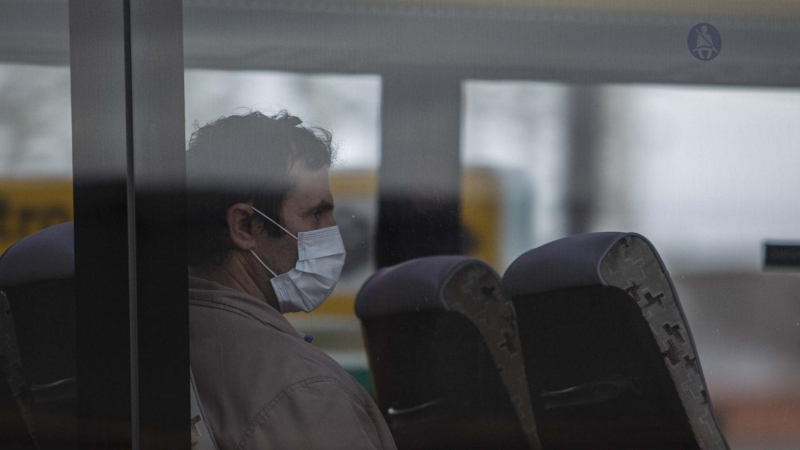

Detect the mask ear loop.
[
  {"left": 249, "top": 249, "right": 278, "bottom": 278},
  {"left": 251, "top": 206, "right": 298, "bottom": 240}
]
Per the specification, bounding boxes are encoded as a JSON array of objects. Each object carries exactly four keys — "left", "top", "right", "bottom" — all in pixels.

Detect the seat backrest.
[
  {"left": 0, "top": 222, "right": 76, "bottom": 449},
  {"left": 502, "top": 232, "right": 728, "bottom": 450},
  {"left": 356, "top": 256, "right": 540, "bottom": 450}
]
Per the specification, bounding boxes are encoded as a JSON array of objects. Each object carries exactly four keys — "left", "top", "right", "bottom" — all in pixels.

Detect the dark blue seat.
[
  {"left": 0, "top": 221, "right": 74, "bottom": 289},
  {"left": 0, "top": 222, "right": 76, "bottom": 449},
  {"left": 356, "top": 256, "right": 539, "bottom": 450},
  {"left": 502, "top": 232, "right": 729, "bottom": 450}
]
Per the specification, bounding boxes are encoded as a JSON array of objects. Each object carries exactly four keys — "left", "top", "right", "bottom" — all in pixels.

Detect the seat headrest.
[
  {"left": 503, "top": 232, "right": 656, "bottom": 297},
  {"left": 355, "top": 255, "right": 498, "bottom": 320},
  {"left": 0, "top": 222, "right": 74, "bottom": 289}
]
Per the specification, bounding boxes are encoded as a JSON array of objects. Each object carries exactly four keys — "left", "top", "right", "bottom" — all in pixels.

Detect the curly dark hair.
[{"left": 186, "top": 110, "right": 336, "bottom": 268}]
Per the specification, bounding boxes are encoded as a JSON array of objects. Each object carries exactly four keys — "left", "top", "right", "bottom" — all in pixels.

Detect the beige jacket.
[{"left": 189, "top": 276, "right": 397, "bottom": 450}]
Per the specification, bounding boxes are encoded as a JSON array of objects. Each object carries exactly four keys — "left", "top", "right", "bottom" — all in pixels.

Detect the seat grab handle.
[{"left": 542, "top": 377, "right": 642, "bottom": 410}]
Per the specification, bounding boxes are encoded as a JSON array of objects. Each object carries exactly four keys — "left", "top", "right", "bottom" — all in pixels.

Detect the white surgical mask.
[{"left": 248, "top": 206, "right": 346, "bottom": 313}]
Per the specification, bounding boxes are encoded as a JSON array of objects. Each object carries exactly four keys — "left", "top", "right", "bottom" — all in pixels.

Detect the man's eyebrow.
[{"left": 305, "top": 200, "right": 334, "bottom": 215}]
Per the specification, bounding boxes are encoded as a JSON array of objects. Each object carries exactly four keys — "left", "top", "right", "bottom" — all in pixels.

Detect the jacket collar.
[{"left": 188, "top": 276, "right": 305, "bottom": 339}]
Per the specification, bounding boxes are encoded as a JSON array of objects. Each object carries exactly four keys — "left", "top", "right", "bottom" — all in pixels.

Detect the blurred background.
[{"left": 2, "top": 0, "right": 800, "bottom": 448}]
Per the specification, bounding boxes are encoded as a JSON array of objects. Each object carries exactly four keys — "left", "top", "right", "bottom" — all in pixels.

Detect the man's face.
[{"left": 256, "top": 161, "right": 336, "bottom": 275}]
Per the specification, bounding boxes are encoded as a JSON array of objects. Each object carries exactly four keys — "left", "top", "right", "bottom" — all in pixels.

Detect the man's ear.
[{"left": 227, "top": 203, "right": 259, "bottom": 250}]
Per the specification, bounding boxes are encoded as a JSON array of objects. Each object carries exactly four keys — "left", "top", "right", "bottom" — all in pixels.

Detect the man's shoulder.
[
  {"left": 241, "top": 376, "right": 392, "bottom": 450},
  {"left": 244, "top": 327, "right": 370, "bottom": 414},
  {"left": 190, "top": 298, "right": 360, "bottom": 397},
  {"left": 190, "top": 301, "right": 376, "bottom": 448}
]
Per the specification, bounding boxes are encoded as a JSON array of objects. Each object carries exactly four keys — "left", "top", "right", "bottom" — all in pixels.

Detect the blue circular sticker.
[{"left": 688, "top": 23, "right": 722, "bottom": 61}]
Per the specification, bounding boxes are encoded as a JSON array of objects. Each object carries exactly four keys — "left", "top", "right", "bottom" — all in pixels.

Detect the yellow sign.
[
  {"left": 0, "top": 172, "right": 506, "bottom": 318},
  {"left": 0, "top": 179, "right": 73, "bottom": 255}
]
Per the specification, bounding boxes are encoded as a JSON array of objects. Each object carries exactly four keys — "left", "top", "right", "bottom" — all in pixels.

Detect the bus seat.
[
  {"left": 502, "top": 232, "right": 729, "bottom": 450},
  {"left": 355, "top": 256, "right": 539, "bottom": 450},
  {"left": 0, "top": 222, "right": 76, "bottom": 449}
]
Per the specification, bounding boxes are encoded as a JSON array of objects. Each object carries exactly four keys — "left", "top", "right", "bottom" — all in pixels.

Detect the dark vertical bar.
[
  {"left": 565, "top": 85, "right": 604, "bottom": 235},
  {"left": 69, "top": 1, "right": 133, "bottom": 448},
  {"left": 128, "top": 1, "right": 188, "bottom": 448},
  {"left": 376, "top": 72, "right": 463, "bottom": 268},
  {"left": 70, "top": 0, "right": 188, "bottom": 448}
]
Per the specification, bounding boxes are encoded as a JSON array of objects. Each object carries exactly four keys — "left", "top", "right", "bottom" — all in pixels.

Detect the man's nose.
[{"left": 323, "top": 214, "right": 337, "bottom": 228}]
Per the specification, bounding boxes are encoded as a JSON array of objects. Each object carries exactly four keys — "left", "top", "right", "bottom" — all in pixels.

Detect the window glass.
[
  {"left": 463, "top": 80, "right": 800, "bottom": 449},
  {"left": 462, "top": 81, "right": 570, "bottom": 254},
  {"left": 0, "top": 64, "right": 73, "bottom": 246},
  {"left": 185, "top": 70, "right": 381, "bottom": 169}
]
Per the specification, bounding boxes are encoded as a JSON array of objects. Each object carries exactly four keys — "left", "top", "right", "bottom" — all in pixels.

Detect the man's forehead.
[{"left": 285, "top": 163, "right": 333, "bottom": 205}]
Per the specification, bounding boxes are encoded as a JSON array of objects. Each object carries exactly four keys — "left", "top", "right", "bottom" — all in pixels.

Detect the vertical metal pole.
[
  {"left": 70, "top": 1, "right": 132, "bottom": 448},
  {"left": 376, "top": 72, "right": 464, "bottom": 268},
  {"left": 565, "top": 85, "right": 604, "bottom": 235},
  {"left": 128, "top": 1, "right": 187, "bottom": 449},
  {"left": 70, "top": 1, "right": 187, "bottom": 448}
]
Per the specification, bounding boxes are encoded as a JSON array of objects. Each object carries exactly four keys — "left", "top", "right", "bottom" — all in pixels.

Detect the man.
[{"left": 186, "top": 111, "right": 396, "bottom": 450}]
